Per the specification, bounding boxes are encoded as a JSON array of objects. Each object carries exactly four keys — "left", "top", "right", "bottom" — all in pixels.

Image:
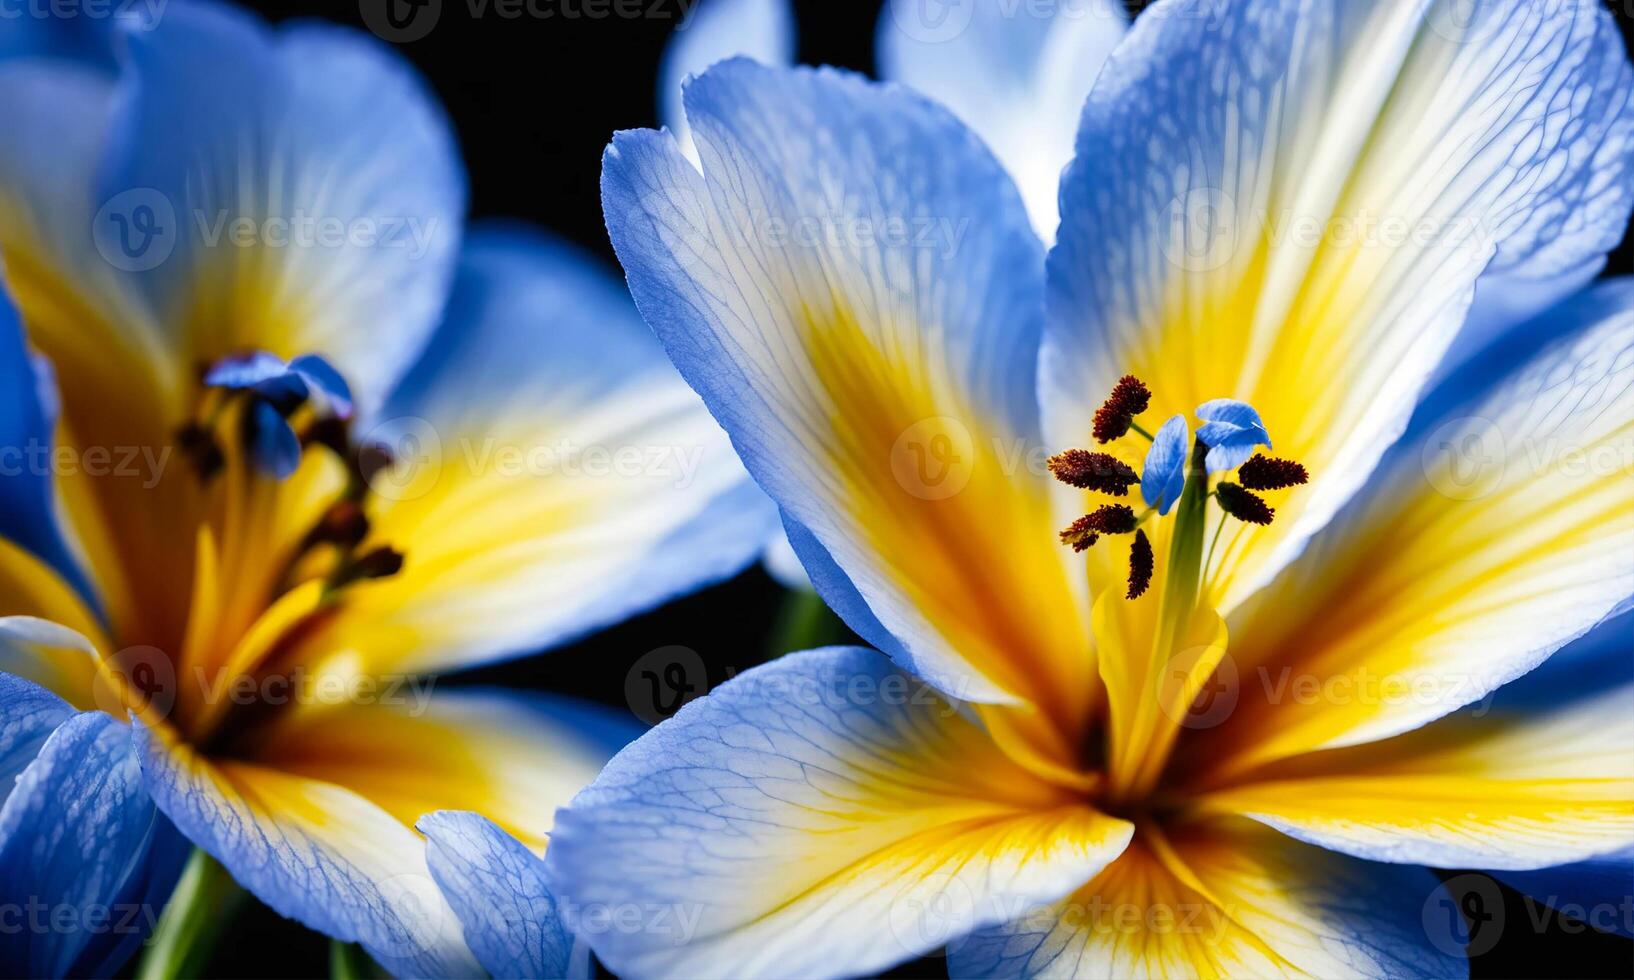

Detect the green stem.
[
  {"left": 767, "top": 587, "right": 844, "bottom": 658},
  {"left": 1128, "top": 420, "right": 1155, "bottom": 442},
  {"left": 330, "top": 940, "right": 376, "bottom": 979},
  {"left": 1201, "top": 510, "right": 1227, "bottom": 587},
  {"left": 136, "top": 849, "right": 244, "bottom": 980}
]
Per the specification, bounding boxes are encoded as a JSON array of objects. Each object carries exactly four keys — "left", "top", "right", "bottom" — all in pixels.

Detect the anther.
[
  {"left": 176, "top": 423, "right": 224, "bottom": 480},
  {"left": 1059, "top": 516, "right": 1099, "bottom": 553},
  {"left": 1092, "top": 375, "right": 1152, "bottom": 444},
  {"left": 1126, "top": 529, "right": 1154, "bottom": 599},
  {"left": 1047, "top": 450, "right": 1140, "bottom": 496},
  {"left": 1216, "top": 482, "right": 1275, "bottom": 525},
  {"left": 1237, "top": 454, "right": 1309, "bottom": 491},
  {"left": 355, "top": 442, "right": 395, "bottom": 488},
  {"left": 331, "top": 546, "right": 405, "bottom": 589},
  {"left": 307, "top": 500, "right": 370, "bottom": 549}
]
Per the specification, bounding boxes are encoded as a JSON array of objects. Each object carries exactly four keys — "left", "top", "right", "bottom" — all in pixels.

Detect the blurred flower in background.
[{"left": 0, "top": 1, "right": 773, "bottom": 975}]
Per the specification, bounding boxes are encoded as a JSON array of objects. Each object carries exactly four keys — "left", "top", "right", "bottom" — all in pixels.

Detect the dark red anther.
[
  {"left": 1092, "top": 375, "right": 1152, "bottom": 443},
  {"left": 1237, "top": 454, "right": 1309, "bottom": 491},
  {"left": 1216, "top": 482, "right": 1275, "bottom": 525},
  {"left": 1047, "top": 450, "right": 1139, "bottom": 496},
  {"left": 1059, "top": 516, "right": 1100, "bottom": 553},
  {"left": 1126, "top": 529, "right": 1154, "bottom": 599}
]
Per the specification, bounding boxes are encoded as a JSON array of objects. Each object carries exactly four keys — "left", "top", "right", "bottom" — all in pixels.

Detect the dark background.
[{"left": 208, "top": 0, "right": 1634, "bottom": 976}]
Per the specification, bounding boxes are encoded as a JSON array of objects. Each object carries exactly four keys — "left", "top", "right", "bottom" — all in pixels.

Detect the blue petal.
[
  {"left": 1140, "top": 414, "right": 1189, "bottom": 515},
  {"left": 202, "top": 350, "right": 288, "bottom": 388},
  {"left": 546, "top": 646, "right": 1132, "bottom": 979},
  {"left": 0, "top": 712, "right": 187, "bottom": 978},
  {"left": 288, "top": 353, "right": 353, "bottom": 418},
  {"left": 602, "top": 59, "right": 1060, "bottom": 706},
  {"left": 246, "top": 400, "right": 301, "bottom": 478},
  {"left": 0, "top": 672, "right": 72, "bottom": 810},
  {"left": 132, "top": 719, "right": 482, "bottom": 977},
  {"left": 0, "top": 286, "right": 82, "bottom": 589},
  {"left": 1194, "top": 398, "right": 1273, "bottom": 472},
  {"left": 659, "top": 0, "right": 795, "bottom": 164},
  {"left": 102, "top": 2, "right": 466, "bottom": 412},
  {"left": 1492, "top": 846, "right": 1634, "bottom": 939},
  {"left": 420, "top": 811, "right": 587, "bottom": 980}
]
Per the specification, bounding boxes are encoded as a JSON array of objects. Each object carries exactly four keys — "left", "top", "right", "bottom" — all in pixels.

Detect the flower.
[
  {"left": 541, "top": 1, "right": 1634, "bottom": 976},
  {"left": 0, "top": 2, "right": 772, "bottom": 975}
]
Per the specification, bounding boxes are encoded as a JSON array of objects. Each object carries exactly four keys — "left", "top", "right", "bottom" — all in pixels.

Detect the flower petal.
[
  {"left": 133, "top": 717, "right": 482, "bottom": 977},
  {"left": 659, "top": 0, "right": 795, "bottom": 166},
  {"left": 950, "top": 815, "right": 1464, "bottom": 979},
  {"left": 603, "top": 58, "right": 1092, "bottom": 736},
  {"left": 1492, "top": 846, "right": 1634, "bottom": 940},
  {"left": 0, "top": 283, "right": 81, "bottom": 583},
  {"left": 247, "top": 689, "right": 640, "bottom": 854},
  {"left": 546, "top": 647, "right": 1133, "bottom": 979},
  {"left": 1045, "top": 0, "right": 1634, "bottom": 614},
  {"left": 876, "top": 0, "right": 1128, "bottom": 239},
  {"left": 289, "top": 225, "right": 775, "bottom": 677},
  {"left": 0, "top": 672, "right": 72, "bottom": 809},
  {"left": 420, "top": 810, "right": 588, "bottom": 980},
  {"left": 1140, "top": 414, "right": 1189, "bottom": 515},
  {"left": 104, "top": 1, "right": 465, "bottom": 412},
  {"left": 0, "top": 712, "right": 188, "bottom": 978},
  {"left": 1195, "top": 281, "right": 1634, "bottom": 772},
  {"left": 1198, "top": 681, "right": 1634, "bottom": 873}
]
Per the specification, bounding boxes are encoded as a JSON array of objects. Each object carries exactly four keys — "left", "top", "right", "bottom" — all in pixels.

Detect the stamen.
[
  {"left": 1237, "top": 454, "right": 1309, "bottom": 491},
  {"left": 306, "top": 500, "right": 370, "bottom": 549},
  {"left": 1083, "top": 504, "right": 1139, "bottom": 535},
  {"left": 176, "top": 422, "right": 224, "bottom": 480},
  {"left": 1126, "top": 529, "right": 1154, "bottom": 599},
  {"left": 331, "top": 546, "right": 405, "bottom": 589},
  {"left": 1059, "top": 516, "right": 1100, "bottom": 553},
  {"left": 1092, "top": 375, "right": 1152, "bottom": 444},
  {"left": 1215, "top": 482, "right": 1275, "bottom": 525},
  {"left": 1048, "top": 450, "right": 1139, "bottom": 496}
]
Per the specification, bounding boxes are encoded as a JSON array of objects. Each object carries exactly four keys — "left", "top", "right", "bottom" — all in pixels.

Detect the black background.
[{"left": 206, "top": 0, "right": 1634, "bottom": 977}]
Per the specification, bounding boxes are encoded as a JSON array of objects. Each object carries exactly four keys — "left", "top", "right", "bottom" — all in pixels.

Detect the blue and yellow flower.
[
  {"left": 0, "top": 2, "right": 773, "bottom": 975},
  {"left": 544, "top": 0, "right": 1634, "bottom": 976}
]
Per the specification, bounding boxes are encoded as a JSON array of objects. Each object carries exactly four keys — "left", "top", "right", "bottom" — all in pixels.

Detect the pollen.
[
  {"left": 1048, "top": 450, "right": 1139, "bottom": 495},
  {"left": 1216, "top": 482, "right": 1275, "bottom": 525},
  {"left": 1238, "top": 454, "right": 1309, "bottom": 491},
  {"left": 1059, "top": 516, "right": 1100, "bottom": 552},
  {"left": 1126, "top": 529, "right": 1154, "bottom": 599},
  {"left": 1092, "top": 375, "right": 1152, "bottom": 443}
]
